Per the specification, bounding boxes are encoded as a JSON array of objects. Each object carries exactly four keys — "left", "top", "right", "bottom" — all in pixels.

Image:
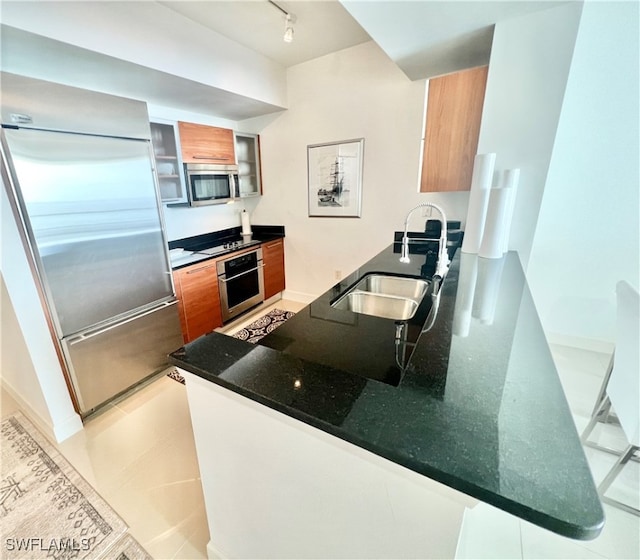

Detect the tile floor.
[
  {"left": 457, "top": 343, "right": 640, "bottom": 560},
  {"left": 1, "top": 299, "right": 638, "bottom": 559}
]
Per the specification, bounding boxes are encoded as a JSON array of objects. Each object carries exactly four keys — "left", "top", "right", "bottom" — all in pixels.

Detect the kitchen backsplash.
[{"left": 163, "top": 202, "right": 249, "bottom": 242}]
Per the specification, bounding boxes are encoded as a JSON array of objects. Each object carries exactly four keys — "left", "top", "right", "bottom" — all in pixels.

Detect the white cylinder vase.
[
  {"left": 478, "top": 187, "right": 511, "bottom": 259},
  {"left": 461, "top": 153, "right": 496, "bottom": 254},
  {"left": 501, "top": 169, "right": 520, "bottom": 253}
]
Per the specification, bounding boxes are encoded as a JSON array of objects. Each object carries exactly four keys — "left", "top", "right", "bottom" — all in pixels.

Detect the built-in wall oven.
[{"left": 217, "top": 248, "right": 265, "bottom": 322}]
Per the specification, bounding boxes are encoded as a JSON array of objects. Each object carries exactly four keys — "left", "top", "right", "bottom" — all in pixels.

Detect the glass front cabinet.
[
  {"left": 234, "top": 132, "right": 262, "bottom": 198},
  {"left": 150, "top": 120, "right": 188, "bottom": 204}
]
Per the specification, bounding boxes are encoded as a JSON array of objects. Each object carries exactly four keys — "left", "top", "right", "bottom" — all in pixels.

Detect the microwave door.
[{"left": 192, "top": 175, "right": 230, "bottom": 202}]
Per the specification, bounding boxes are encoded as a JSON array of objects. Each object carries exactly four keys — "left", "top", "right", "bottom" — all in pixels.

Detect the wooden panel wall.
[{"left": 420, "top": 65, "right": 488, "bottom": 192}]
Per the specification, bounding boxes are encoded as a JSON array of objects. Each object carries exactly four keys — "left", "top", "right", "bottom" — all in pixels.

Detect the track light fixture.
[
  {"left": 268, "top": 0, "right": 296, "bottom": 43},
  {"left": 284, "top": 13, "right": 294, "bottom": 43}
]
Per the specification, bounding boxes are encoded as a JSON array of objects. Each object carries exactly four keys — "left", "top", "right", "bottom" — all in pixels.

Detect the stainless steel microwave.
[{"left": 184, "top": 163, "right": 239, "bottom": 206}]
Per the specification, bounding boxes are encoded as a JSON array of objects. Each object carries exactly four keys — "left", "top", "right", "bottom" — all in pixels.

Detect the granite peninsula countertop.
[{"left": 168, "top": 243, "right": 605, "bottom": 540}]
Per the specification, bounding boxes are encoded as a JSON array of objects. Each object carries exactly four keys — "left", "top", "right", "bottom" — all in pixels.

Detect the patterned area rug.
[
  {"left": 167, "top": 308, "right": 295, "bottom": 385},
  {"left": 232, "top": 308, "right": 295, "bottom": 344},
  {"left": 0, "top": 412, "right": 150, "bottom": 560},
  {"left": 106, "top": 534, "right": 153, "bottom": 560}
]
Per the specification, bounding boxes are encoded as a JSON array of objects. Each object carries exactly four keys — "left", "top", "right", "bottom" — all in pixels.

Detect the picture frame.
[{"left": 307, "top": 138, "right": 364, "bottom": 218}]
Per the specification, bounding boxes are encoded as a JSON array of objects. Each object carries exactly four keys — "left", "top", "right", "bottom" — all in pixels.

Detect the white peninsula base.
[{"left": 182, "top": 369, "right": 479, "bottom": 559}]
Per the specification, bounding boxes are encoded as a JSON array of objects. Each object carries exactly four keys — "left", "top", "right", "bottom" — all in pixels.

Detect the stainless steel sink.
[
  {"left": 352, "top": 274, "right": 429, "bottom": 301},
  {"left": 331, "top": 274, "right": 429, "bottom": 321}
]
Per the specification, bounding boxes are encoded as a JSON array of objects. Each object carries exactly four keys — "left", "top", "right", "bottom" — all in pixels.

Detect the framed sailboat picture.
[{"left": 307, "top": 138, "right": 364, "bottom": 217}]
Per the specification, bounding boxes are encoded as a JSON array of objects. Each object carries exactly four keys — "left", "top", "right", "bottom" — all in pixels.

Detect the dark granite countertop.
[
  {"left": 168, "top": 243, "right": 605, "bottom": 540},
  {"left": 168, "top": 225, "right": 285, "bottom": 270}
]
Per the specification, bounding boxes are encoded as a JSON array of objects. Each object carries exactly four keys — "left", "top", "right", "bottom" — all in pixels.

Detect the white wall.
[
  {"left": 163, "top": 202, "right": 251, "bottom": 242},
  {"left": 250, "top": 41, "right": 469, "bottom": 299},
  {"left": 0, "top": 184, "right": 82, "bottom": 441},
  {"left": 527, "top": 0, "right": 639, "bottom": 347},
  {"left": 477, "top": 2, "right": 583, "bottom": 266},
  {"left": 1, "top": 278, "right": 49, "bottom": 421}
]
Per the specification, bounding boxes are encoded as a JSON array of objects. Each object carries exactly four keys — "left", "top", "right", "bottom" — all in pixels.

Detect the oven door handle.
[{"left": 218, "top": 263, "right": 264, "bottom": 283}]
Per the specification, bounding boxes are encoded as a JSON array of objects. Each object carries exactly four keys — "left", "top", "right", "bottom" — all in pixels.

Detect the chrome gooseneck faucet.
[{"left": 399, "top": 203, "right": 449, "bottom": 279}]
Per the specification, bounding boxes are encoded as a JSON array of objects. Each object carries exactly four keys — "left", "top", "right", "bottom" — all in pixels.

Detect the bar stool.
[{"left": 581, "top": 280, "right": 639, "bottom": 516}]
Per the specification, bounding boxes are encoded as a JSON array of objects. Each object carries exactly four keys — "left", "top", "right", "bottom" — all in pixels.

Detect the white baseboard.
[
  {"left": 282, "top": 289, "right": 317, "bottom": 304},
  {"left": 545, "top": 332, "right": 615, "bottom": 355},
  {"left": 51, "top": 411, "right": 84, "bottom": 442},
  {"left": 206, "top": 540, "right": 227, "bottom": 560},
  {"left": 263, "top": 293, "right": 282, "bottom": 306},
  {"left": 1, "top": 379, "right": 82, "bottom": 442}
]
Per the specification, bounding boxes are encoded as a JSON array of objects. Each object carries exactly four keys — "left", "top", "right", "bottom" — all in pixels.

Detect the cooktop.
[{"left": 196, "top": 238, "right": 262, "bottom": 257}]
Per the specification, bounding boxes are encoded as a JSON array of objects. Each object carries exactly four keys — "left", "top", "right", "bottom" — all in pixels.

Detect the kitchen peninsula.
[{"left": 169, "top": 243, "right": 604, "bottom": 559}]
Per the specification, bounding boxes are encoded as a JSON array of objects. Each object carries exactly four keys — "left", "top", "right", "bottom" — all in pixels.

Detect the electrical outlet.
[
  {"left": 422, "top": 206, "right": 432, "bottom": 217},
  {"left": 334, "top": 270, "right": 342, "bottom": 280}
]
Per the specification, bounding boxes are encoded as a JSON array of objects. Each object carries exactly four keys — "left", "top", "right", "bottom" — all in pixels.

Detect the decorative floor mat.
[
  {"left": 232, "top": 308, "right": 295, "bottom": 344},
  {"left": 166, "top": 368, "right": 186, "bottom": 385}
]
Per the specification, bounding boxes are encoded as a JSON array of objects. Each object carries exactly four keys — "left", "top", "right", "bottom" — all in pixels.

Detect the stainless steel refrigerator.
[{"left": 1, "top": 72, "right": 183, "bottom": 417}]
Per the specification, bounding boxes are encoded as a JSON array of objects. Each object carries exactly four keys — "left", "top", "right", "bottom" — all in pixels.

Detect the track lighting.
[
  {"left": 268, "top": 0, "right": 296, "bottom": 43},
  {"left": 284, "top": 13, "right": 294, "bottom": 43}
]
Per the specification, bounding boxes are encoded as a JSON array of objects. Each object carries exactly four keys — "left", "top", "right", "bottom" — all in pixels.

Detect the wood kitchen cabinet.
[
  {"left": 262, "top": 239, "right": 285, "bottom": 299},
  {"left": 178, "top": 121, "right": 236, "bottom": 165},
  {"left": 173, "top": 260, "right": 223, "bottom": 343},
  {"left": 420, "top": 65, "right": 488, "bottom": 192}
]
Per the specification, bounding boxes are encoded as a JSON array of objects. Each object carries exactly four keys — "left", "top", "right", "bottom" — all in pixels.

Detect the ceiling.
[
  {"left": 159, "top": 1, "right": 372, "bottom": 69},
  {"left": 161, "top": 0, "right": 567, "bottom": 76}
]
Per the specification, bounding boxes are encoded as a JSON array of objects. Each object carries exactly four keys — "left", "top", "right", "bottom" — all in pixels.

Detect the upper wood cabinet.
[
  {"left": 420, "top": 65, "right": 488, "bottom": 192},
  {"left": 178, "top": 121, "right": 236, "bottom": 165}
]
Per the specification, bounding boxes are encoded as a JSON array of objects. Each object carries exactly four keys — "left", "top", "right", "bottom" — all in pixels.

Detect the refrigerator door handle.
[{"left": 67, "top": 300, "right": 178, "bottom": 344}]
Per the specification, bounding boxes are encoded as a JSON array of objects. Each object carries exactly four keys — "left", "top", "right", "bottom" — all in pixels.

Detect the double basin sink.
[{"left": 331, "top": 274, "right": 430, "bottom": 321}]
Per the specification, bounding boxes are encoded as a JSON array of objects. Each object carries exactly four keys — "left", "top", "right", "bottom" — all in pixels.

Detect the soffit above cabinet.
[
  {"left": 0, "top": 0, "right": 572, "bottom": 118},
  {"left": 0, "top": 25, "right": 286, "bottom": 121},
  {"left": 341, "top": 0, "right": 570, "bottom": 80}
]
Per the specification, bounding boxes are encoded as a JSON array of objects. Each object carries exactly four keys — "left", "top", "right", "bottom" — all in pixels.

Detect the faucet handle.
[{"left": 400, "top": 235, "right": 411, "bottom": 263}]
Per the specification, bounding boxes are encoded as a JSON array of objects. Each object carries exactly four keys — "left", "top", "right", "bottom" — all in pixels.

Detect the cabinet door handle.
[
  {"left": 265, "top": 242, "right": 281, "bottom": 249},
  {"left": 186, "top": 263, "right": 217, "bottom": 274},
  {"left": 193, "top": 154, "right": 228, "bottom": 161}
]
